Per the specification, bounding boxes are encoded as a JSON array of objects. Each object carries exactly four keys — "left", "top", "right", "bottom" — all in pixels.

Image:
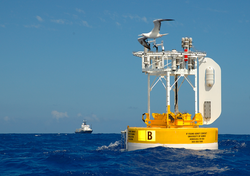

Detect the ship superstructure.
[{"left": 75, "top": 120, "right": 93, "bottom": 134}]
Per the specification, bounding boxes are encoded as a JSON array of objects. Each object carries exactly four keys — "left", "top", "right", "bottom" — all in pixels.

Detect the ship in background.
[{"left": 75, "top": 120, "right": 93, "bottom": 134}]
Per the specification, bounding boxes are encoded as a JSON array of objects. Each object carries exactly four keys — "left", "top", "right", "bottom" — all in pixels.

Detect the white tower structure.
[{"left": 133, "top": 37, "right": 221, "bottom": 125}]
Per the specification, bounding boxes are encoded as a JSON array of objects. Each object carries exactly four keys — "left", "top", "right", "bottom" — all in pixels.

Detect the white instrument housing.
[{"left": 199, "top": 57, "right": 221, "bottom": 124}]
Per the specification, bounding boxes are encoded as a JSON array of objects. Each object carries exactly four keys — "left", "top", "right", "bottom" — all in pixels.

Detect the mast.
[
  {"left": 148, "top": 74, "right": 150, "bottom": 117},
  {"left": 174, "top": 75, "right": 179, "bottom": 114}
]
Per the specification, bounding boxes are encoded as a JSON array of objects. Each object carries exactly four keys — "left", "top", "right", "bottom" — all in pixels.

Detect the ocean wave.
[
  {"left": 0, "top": 134, "right": 249, "bottom": 175},
  {"left": 96, "top": 141, "right": 120, "bottom": 150},
  {"left": 219, "top": 139, "right": 249, "bottom": 151}
]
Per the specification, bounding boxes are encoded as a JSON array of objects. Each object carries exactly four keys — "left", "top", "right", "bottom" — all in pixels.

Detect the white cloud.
[
  {"left": 51, "top": 19, "right": 65, "bottom": 24},
  {"left": 104, "top": 10, "right": 118, "bottom": 20},
  {"left": 76, "top": 8, "right": 85, "bottom": 14},
  {"left": 23, "top": 24, "right": 41, "bottom": 28},
  {"left": 123, "top": 14, "right": 148, "bottom": 23},
  {"left": 0, "top": 24, "right": 5, "bottom": 28},
  {"left": 51, "top": 19, "right": 73, "bottom": 25},
  {"left": 84, "top": 114, "right": 100, "bottom": 122},
  {"left": 116, "top": 22, "right": 121, "bottom": 26},
  {"left": 51, "top": 110, "right": 69, "bottom": 120},
  {"left": 77, "top": 113, "right": 82, "bottom": 117},
  {"left": 4, "top": 116, "right": 10, "bottom": 121},
  {"left": 36, "top": 16, "right": 43, "bottom": 22},
  {"left": 81, "top": 20, "right": 91, "bottom": 27},
  {"left": 141, "top": 17, "right": 147, "bottom": 23},
  {"left": 72, "top": 14, "right": 78, "bottom": 19},
  {"left": 99, "top": 17, "right": 105, "bottom": 22}
]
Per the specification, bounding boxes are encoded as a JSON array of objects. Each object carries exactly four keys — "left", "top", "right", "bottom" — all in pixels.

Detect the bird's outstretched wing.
[{"left": 151, "top": 19, "right": 174, "bottom": 34}]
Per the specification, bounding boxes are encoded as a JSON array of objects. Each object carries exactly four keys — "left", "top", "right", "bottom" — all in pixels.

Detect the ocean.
[{"left": 0, "top": 134, "right": 249, "bottom": 176}]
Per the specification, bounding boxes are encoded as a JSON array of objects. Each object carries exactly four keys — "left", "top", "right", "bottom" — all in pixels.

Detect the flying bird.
[
  {"left": 138, "top": 19, "right": 174, "bottom": 49},
  {"left": 139, "top": 19, "right": 174, "bottom": 39}
]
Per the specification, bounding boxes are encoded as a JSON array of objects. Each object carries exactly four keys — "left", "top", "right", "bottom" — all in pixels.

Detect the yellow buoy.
[{"left": 121, "top": 29, "right": 221, "bottom": 151}]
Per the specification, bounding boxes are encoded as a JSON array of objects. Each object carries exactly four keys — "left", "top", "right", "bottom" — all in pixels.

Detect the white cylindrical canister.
[{"left": 206, "top": 67, "right": 214, "bottom": 87}]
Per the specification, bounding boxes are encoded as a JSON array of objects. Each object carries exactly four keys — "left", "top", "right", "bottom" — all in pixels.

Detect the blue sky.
[{"left": 0, "top": 0, "right": 249, "bottom": 134}]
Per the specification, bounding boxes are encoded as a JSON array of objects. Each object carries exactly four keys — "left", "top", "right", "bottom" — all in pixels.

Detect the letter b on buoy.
[
  {"left": 148, "top": 131, "right": 152, "bottom": 140},
  {"left": 146, "top": 130, "right": 155, "bottom": 141}
]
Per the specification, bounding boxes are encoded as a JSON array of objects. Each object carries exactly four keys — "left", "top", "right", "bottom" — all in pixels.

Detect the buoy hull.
[{"left": 126, "top": 127, "right": 218, "bottom": 151}]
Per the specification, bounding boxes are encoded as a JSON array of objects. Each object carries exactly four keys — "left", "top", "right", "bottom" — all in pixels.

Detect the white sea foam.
[
  {"left": 97, "top": 141, "right": 120, "bottom": 150},
  {"left": 240, "top": 142, "right": 247, "bottom": 148},
  {"left": 183, "top": 165, "right": 229, "bottom": 174}
]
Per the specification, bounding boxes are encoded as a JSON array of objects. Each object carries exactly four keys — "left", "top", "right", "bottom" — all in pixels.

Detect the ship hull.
[{"left": 75, "top": 130, "right": 93, "bottom": 134}]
